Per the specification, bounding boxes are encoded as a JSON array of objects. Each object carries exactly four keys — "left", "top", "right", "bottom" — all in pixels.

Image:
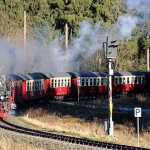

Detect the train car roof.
[
  {"left": 114, "top": 71, "right": 145, "bottom": 76},
  {"left": 68, "top": 72, "right": 107, "bottom": 78},
  {"left": 68, "top": 72, "right": 91, "bottom": 77},
  {"left": 7, "top": 74, "right": 24, "bottom": 81},
  {"left": 92, "top": 72, "right": 108, "bottom": 77},
  {"left": 41, "top": 72, "right": 72, "bottom": 78},
  {"left": 20, "top": 73, "right": 46, "bottom": 80},
  {"left": 141, "top": 71, "right": 150, "bottom": 75}
]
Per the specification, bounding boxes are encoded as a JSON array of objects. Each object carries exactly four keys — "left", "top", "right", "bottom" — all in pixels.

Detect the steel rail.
[{"left": 0, "top": 119, "right": 149, "bottom": 150}]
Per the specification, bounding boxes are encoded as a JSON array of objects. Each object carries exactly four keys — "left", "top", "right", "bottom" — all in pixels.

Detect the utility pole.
[
  {"left": 65, "top": 23, "right": 68, "bottom": 54},
  {"left": 103, "top": 36, "right": 118, "bottom": 136},
  {"left": 147, "top": 35, "right": 149, "bottom": 71},
  {"left": 24, "top": 0, "right": 26, "bottom": 54},
  {"left": 65, "top": 0, "right": 68, "bottom": 71}
]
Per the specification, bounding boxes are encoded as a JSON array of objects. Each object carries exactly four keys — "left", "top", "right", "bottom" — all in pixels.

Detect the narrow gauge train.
[
  {"left": 0, "top": 71, "right": 150, "bottom": 117},
  {"left": 0, "top": 75, "right": 10, "bottom": 117}
]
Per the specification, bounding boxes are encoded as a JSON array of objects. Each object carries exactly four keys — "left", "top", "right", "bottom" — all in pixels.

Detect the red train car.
[
  {"left": 0, "top": 70, "right": 150, "bottom": 117},
  {"left": 41, "top": 72, "right": 72, "bottom": 99},
  {"left": 143, "top": 71, "right": 150, "bottom": 94},
  {"left": 6, "top": 73, "right": 46, "bottom": 105},
  {"left": 68, "top": 72, "right": 108, "bottom": 98},
  {"left": 19, "top": 73, "right": 46, "bottom": 101},
  {"left": 112, "top": 71, "right": 145, "bottom": 94},
  {"left": 6, "top": 74, "right": 24, "bottom": 105}
]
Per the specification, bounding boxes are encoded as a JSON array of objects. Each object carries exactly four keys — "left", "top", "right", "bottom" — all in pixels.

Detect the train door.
[{"left": 15, "top": 81, "right": 23, "bottom": 102}]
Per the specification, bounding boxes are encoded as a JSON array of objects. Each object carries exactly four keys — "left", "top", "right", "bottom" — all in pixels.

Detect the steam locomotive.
[{"left": 0, "top": 71, "right": 150, "bottom": 117}]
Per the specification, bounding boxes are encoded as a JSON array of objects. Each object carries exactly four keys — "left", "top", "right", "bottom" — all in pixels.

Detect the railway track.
[{"left": 0, "top": 118, "right": 149, "bottom": 150}]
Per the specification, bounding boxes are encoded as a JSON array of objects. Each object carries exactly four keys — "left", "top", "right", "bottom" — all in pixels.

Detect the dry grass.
[
  {"left": 0, "top": 137, "right": 43, "bottom": 150},
  {"left": 111, "top": 94, "right": 150, "bottom": 108},
  {"left": 136, "top": 94, "right": 150, "bottom": 103},
  {"left": 21, "top": 108, "right": 150, "bottom": 149}
]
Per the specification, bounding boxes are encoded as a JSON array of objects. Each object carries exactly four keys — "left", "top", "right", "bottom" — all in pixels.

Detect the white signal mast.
[{"left": 103, "top": 35, "right": 119, "bottom": 136}]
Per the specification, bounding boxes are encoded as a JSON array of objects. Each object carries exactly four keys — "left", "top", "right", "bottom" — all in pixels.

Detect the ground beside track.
[
  {"left": 0, "top": 116, "right": 107, "bottom": 150},
  {"left": 4, "top": 95, "right": 150, "bottom": 149},
  {"left": 15, "top": 99, "right": 150, "bottom": 149}
]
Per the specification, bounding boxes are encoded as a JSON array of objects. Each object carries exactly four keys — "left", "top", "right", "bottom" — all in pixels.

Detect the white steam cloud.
[
  {"left": 0, "top": 40, "right": 26, "bottom": 73},
  {"left": 115, "top": 14, "right": 138, "bottom": 39},
  {"left": 0, "top": 0, "right": 149, "bottom": 73},
  {"left": 68, "top": 21, "right": 109, "bottom": 71},
  {"left": 126, "top": 0, "right": 150, "bottom": 16},
  {"left": 0, "top": 22, "right": 109, "bottom": 73},
  {"left": 115, "top": 0, "right": 150, "bottom": 39}
]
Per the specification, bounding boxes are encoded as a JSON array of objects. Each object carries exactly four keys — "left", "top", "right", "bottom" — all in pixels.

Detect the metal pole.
[
  {"left": 137, "top": 117, "right": 139, "bottom": 147},
  {"left": 147, "top": 35, "right": 149, "bottom": 71},
  {"left": 24, "top": 1, "right": 26, "bottom": 53},
  {"left": 108, "top": 59, "right": 113, "bottom": 136},
  {"left": 65, "top": 0, "right": 68, "bottom": 71},
  {"left": 78, "top": 78, "right": 80, "bottom": 102},
  {"left": 78, "top": 86, "right": 79, "bottom": 102}
]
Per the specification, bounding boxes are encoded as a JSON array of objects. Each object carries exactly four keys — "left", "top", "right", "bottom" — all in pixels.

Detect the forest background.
[{"left": 0, "top": 0, "right": 150, "bottom": 73}]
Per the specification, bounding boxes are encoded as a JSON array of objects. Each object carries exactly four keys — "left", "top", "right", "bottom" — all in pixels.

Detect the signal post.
[{"left": 103, "top": 36, "right": 118, "bottom": 136}]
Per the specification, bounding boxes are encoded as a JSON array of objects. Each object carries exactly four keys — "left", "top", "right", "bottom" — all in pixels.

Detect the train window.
[
  {"left": 33, "top": 82, "right": 35, "bottom": 90},
  {"left": 138, "top": 77, "right": 141, "bottom": 84},
  {"left": 119, "top": 78, "right": 122, "bottom": 84},
  {"left": 29, "top": 83, "right": 31, "bottom": 91},
  {"left": 103, "top": 78, "right": 106, "bottom": 85},
  {"left": 35, "top": 82, "right": 37, "bottom": 90},
  {"left": 58, "top": 79, "right": 60, "bottom": 87},
  {"left": 41, "top": 81, "right": 43, "bottom": 89},
  {"left": 39, "top": 82, "right": 41, "bottom": 89},
  {"left": 101, "top": 78, "right": 104, "bottom": 85},
  {"left": 61, "top": 80, "right": 63, "bottom": 87},
  {"left": 142, "top": 77, "right": 145, "bottom": 84},
  {"left": 90, "top": 79, "right": 92, "bottom": 86},
  {"left": 51, "top": 79, "right": 54, "bottom": 87},
  {"left": 65, "top": 79, "right": 67, "bottom": 87},
  {"left": 32, "top": 82, "right": 35, "bottom": 90},
  {"left": 127, "top": 78, "right": 130, "bottom": 84},
  {"left": 84, "top": 79, "right": 86, "bottom": 86},
  {"left": 82, "top": 79, "right": 84, "bottom": 86},
  {"left": 123, "top": 78, "right": 126, "bottom": 84},
  {"left": 55, "top": 79, "right": 57, "bottom": 87},
  {"left": 97, "top": 78, "right": 100, "bottom": 86},
  {"left": 115, "top": 78, "right": 118, "bottom": 85},
  {"left": 64, "top": 79, "right": 66, "bottom": 87},
  {"left": 135, "top": 77, "right": 137, "bottom": 84},
  {"left": 131, "top": 77, "right": 134, "bottom": 84},
  {"left": 33, "top": 81, "right": 37, "bottom": 90},
  {"left": 27, "top": 82, "right": 29, "bottom": 91},
  {"left": 35, "top": 83, "right": 39, "bottom": 90},
  {"left": 29, "top": 82, "right": 32, "bottom": 91},
  {"left": 67, "top": 79, "right": 69, "bottom": 86},
  {"left": 94, "top": 78, "right": 96, "bottom": 86},
  {"left": 86, "top": 79, "right": 88, "bottom": 86},
  {"left": 41, "top": 81, "right": 44, "bottom": 89}
]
